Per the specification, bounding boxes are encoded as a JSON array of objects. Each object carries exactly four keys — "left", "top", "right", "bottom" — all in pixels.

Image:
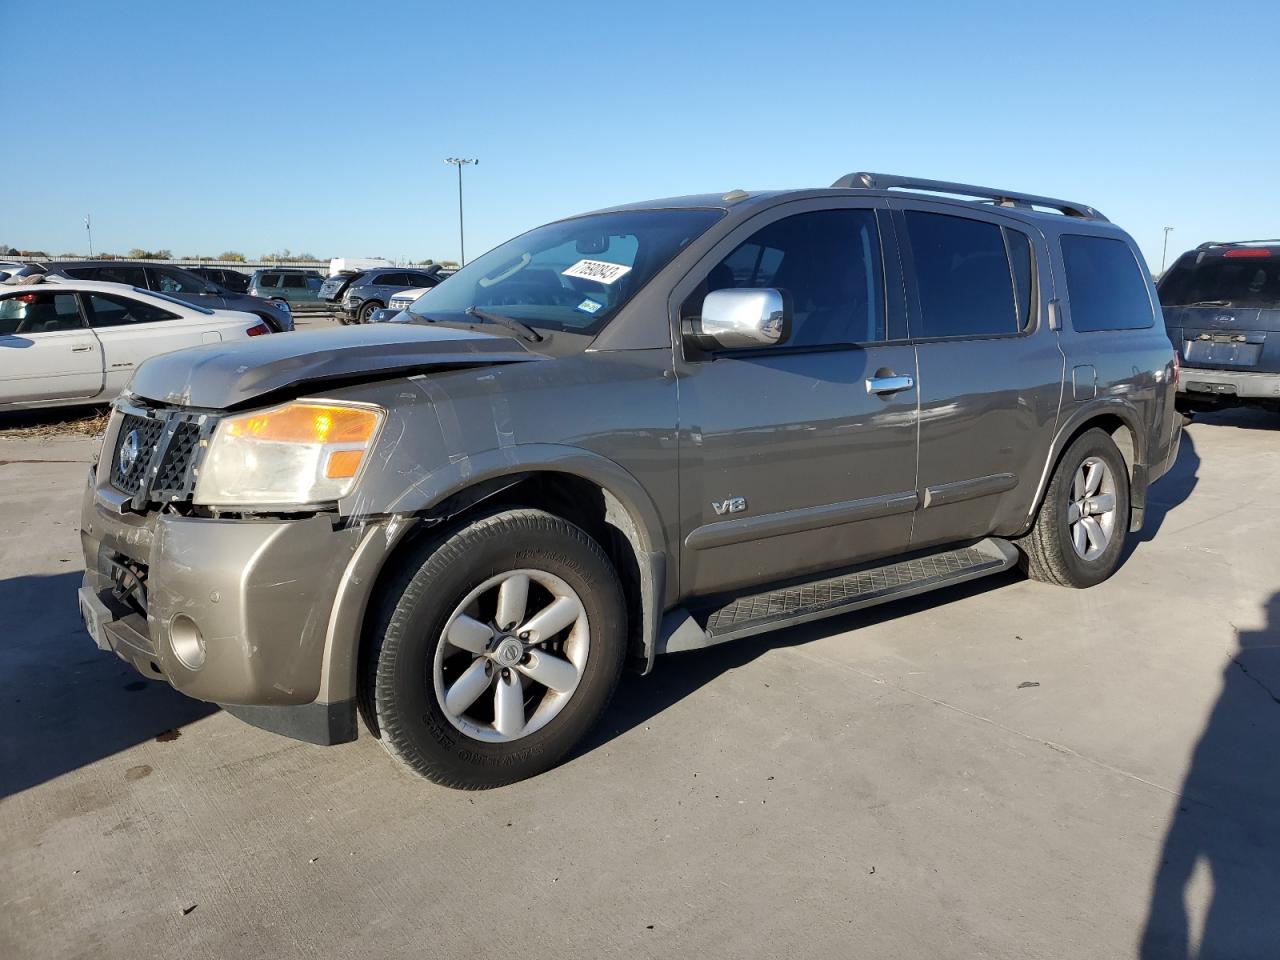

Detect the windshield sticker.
[
  {"left": 576, "top": 298, "right": 603, "bottom": 315},
  {"left": 562, "top": 259, "right": 632, "bottom": 285}
]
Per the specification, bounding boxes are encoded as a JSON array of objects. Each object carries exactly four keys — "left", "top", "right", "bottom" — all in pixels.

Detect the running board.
[{"left": 661, "top": 538, "right": 1020, "bottom": 653}]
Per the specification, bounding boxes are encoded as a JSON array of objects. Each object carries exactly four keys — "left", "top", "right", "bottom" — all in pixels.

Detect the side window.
[
  {"left": 1061, "top": 234, "right": 1154, "bottom": 332},
  {"left": 377, "top": 272, "right": 408, "bottom": 286},
  {"left": 259, "top": 272, "right": 282, "bottom": 288},
  {"left": 408, "top": 272, "right": 438, "bottom": 287},
  {"left": 1005, "top": 228, "right": 1035, "bottom": 329},
  {"left": 85, "top": 292, "right": 179, "bottom": 327},
  {"left": 904, "top": 211, "right": 1019, "bottom": 339},
  {"left": 0, "top": 292, "right": 84, "bottom": 334},
  {"left": 281, "top": 274, "right": 308, "bottom": 289},
  {"left": 685, "top": 209, "right": 888, "bottom": 348}
]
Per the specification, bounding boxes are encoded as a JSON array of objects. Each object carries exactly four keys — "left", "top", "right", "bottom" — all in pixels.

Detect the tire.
[
  {"left": 358, "top": 301, "right": 382, "bottom": 324},
  {"left": 363, "top": 509, "right": 627, "bottom": 788},
  {"left": 1019, "top": 428, "right": 1131, "bottom": 588}
]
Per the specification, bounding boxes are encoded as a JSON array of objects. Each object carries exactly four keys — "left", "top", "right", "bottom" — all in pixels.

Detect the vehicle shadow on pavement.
[
  {"left": 1139, "top": 592, "right": 1280, "bottom": 959},
  {"left": 1122, "top": 427, "right": 1200, "bottom": 563},
  {"left": 1191, "top": 407, "right": 1280, "bottom": 432},
  {"left": 0, "top": 572, "right": 215, "bottom": 800},
  {"left": 583, "top": 570, "right": 1020, "bottom": 758}
]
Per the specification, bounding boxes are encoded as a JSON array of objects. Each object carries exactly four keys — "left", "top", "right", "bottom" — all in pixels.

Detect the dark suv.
[
  {"left": 44, "top": 261, "right": 294, "bottom": 331},
  {"left": 78, "top": 173, "right": 1179, "bottom": 788},
  {"left": 341, "top": 268, "right": 443, "bottom": 324},
  {"left": 1159, "top": 240, "right": 1280, "bottom": 413}
]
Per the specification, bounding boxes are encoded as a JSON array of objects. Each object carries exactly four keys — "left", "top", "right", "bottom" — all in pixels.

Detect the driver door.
[{"left": 672, "top": 201, "right": 920, "bottom": 597}]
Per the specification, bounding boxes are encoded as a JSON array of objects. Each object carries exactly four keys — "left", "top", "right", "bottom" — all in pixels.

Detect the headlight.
[{"left": 194, "top": 400, "right": 384, "bottom": 507}]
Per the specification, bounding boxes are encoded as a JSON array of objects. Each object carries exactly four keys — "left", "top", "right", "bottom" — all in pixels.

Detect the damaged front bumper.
[{"left": 78, "top": 468, "right": 400, "bottom": 745}]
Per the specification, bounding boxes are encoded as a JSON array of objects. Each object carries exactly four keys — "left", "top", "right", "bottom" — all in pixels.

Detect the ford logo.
[{"left": 119, "top": 430, "right": 141, "bottom": 473}]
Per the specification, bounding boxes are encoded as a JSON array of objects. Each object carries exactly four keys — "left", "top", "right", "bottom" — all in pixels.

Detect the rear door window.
[
  {"left": 1061, "top": 234, "right": 1154, "bottom": 331},
  {"left": 84, "top": 292, "right": 179, "bottom": 327},
  {"left": 375, "top": 272, "right": 408, "bottom": 286},
  {"left": 903, "top": 211, "right": 1019, "bottom": 339},
  {"left": 258, "top": 272, "right": 282, "bottom": 288},
  {"left": 71, "top": 265, "right": 148, "bottom": 286},
  {"left": 281, "top": 274, "right": 308, "bottom": 289}
]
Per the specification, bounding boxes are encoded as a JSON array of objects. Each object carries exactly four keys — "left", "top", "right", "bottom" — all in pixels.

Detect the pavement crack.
[{"left": 1232, "top": 656, "right": 1280, "bottom": 705}]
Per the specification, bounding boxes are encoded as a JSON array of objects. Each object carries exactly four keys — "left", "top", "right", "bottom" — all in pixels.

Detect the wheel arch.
[
  {"left": 1024, "top": 400, "right": 1147, "bottom": 535},
  {"left": 318, "top": 448, "right": 671, "bottom": 716}
]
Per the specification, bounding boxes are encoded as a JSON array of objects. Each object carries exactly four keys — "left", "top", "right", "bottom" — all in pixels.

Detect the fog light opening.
[{"left": 169, "top": 615, "right": 206, "bottom": 670}]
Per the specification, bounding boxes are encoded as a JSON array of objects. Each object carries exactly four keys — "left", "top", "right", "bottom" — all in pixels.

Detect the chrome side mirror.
[{"left": 692, "top": 288, "right": 791, "bottom": 350}]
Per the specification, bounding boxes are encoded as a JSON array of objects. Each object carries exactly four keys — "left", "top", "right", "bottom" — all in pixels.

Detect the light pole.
[
  {"left": 85, "top": 214, "right": 93, "bottom": 257},
  {"left": 1161, "top": 226, "right": 1174, "bottom": 275},
  {"left": 444, "top": 157, "right": 478, "bottom": 265}
]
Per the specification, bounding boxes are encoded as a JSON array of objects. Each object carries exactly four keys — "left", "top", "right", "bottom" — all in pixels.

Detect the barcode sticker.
[{"left": 562, "top": 259, "right": 632, "bottom": 285}]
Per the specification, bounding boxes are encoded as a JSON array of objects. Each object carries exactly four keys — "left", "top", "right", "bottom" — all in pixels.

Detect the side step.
[{"left": 661, "top": 538, "right": 1020, "bottom": 653}]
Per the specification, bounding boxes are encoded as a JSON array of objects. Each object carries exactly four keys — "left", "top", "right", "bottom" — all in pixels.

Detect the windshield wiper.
[
  {"left": 1186, "top": 300, "right": 1233, "bottom": 307},
  {"left": 465, "top": 306, "right": 545, "bottom": 343}
]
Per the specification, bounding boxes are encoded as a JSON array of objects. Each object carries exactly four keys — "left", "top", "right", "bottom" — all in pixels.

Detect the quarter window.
[
  {"left": 85, "top": 292, "right": 179, "bottom": 327},
  {"left": 1006, "top": 228, "right": 1035, "bottom": 329},
  {"left": 687, "top": 209, "right": 888, "bottom": 347},
  {"left": 904, "top": 211, "right": 1020, "bottom": 339},
  {"left": 1061, "top": 234, "right": 1154, "bottom": 331}
]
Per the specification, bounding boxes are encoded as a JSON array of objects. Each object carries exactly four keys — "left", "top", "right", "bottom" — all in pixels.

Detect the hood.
[{"left": 127, "top": 323, "right": 537, "bottom": 409}]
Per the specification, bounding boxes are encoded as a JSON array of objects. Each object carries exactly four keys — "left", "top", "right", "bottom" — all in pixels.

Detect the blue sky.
[{"left": 6, "top": 0, "right": 1278, "bottom": 270}]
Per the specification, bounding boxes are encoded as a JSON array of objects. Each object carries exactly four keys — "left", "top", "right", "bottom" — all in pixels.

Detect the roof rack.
[
  {"left": 1196, "top": 239, "right": 1280, "bottom": 250},
  {"left": 830, "top": 172, "right": 1107, "bottom": 222}
]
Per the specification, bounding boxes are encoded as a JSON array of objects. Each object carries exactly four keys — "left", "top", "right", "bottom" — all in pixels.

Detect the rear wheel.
[
  {"left": 1020, "top": 429, "right": 1130, "bottom": 588},
  {"left": 363, "top": 509, "right": 627, "bottom": 788},
  {"left": 358, "top": 301, "right": 382, "bottom": 324}
]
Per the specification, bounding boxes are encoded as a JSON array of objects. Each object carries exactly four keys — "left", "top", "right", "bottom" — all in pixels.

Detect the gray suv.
[
  {"left": 341, "top": 268, "right": 442, "bottom": 324},
  {"left": 77, "top": 173, "right": 1180, "bottom": 788}
]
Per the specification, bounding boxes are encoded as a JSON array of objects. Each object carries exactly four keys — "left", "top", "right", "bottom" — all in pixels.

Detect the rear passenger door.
[
  {"left": 891, "top": 202, "right": 1065, "bottom": 550},
  {"left": 673, "top": 201, "right": 920, "bottom": 596},
  {"left": 81, "top": 292, "right": 200, "bottom": 395}
]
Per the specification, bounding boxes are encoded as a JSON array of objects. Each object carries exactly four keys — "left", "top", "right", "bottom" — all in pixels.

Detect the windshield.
[
  {"left": 409, "top": 208, "right": 723, "bottom": 335},
  {"left": 1159, "top": 254, "right": 1280, "bottom": 308}
]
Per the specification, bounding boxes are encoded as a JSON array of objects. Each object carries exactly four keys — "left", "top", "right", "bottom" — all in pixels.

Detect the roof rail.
[
  {"left": 1195, "top": 239, "right": 1280, "bottom": 250},
  {"left": 830, "top": 172, "right": 1107, "bottom": 222}
]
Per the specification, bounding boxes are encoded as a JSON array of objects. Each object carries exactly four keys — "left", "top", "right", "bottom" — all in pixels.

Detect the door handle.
[
  {"left": 865, "top": 374, "right": 914, "bottom": 395},
  {"left": 71, "top": 344, "right": 95, "bottom": 353}
]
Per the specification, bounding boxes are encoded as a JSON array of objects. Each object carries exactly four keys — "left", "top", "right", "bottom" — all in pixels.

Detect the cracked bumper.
[{"left": 78, "top": 473, "right": 386, "bottom": 715}]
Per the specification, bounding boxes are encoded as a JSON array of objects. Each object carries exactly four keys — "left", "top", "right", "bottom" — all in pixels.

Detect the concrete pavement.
[{"left": 2, "top": 409, "right": 1278, "bottom": 959}]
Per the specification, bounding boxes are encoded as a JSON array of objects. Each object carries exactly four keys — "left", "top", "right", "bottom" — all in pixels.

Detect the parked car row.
[
  {"left": 37, "top": 261, "right": 294, "bottom": 332},
  {"left": 0, "top": 279, "right": 270, "bottom": 409}
]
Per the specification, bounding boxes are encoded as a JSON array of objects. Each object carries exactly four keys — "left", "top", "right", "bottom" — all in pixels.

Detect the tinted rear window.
[
  {"left": 1159, "top": 253, "right": 1280, "bottom": 309},
  {"left": 259, "top": 273, "right": 282, "bottom": 287},
  {"left": 904, "top": 211, "right": 1019, "bottom": 338},
  {"left": 1061, "top": 234, "right": 1154, "bottom": 332}
]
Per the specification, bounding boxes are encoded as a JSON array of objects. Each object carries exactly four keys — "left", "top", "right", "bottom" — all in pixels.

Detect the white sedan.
[{"left": 0, "top": 280, "right": 272, "bottom": 409}]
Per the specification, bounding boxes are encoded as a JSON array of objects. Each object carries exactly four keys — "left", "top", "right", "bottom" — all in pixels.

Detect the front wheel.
[
  {"left": 362, "top": 509, "right": 627, "bottom": 788},
  {"left": 1019, "top": 429, "right": 1130, "bottom": 588}
]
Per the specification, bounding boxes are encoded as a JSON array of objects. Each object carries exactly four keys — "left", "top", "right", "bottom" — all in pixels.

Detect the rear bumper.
[{"left": 1180, "top": 368, "right": 1280, "bottom": 401}]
